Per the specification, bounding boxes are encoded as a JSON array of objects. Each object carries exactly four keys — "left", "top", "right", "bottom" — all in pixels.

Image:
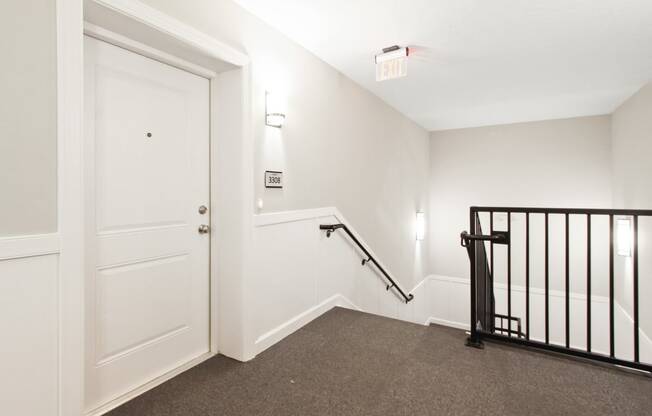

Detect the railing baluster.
[
  {"left": 545, "top": 212, "right": 549, "bottom": 344},
  {"left": 490, "top": 211, "right": 494, "bottom": 288},
  {"left": 526, "top": 212, "right": 530, "bottom": 340},
  {"left": 490, "top": 211, "right": 494, "bottom": 336},
  {"left": 565, "top": 213, "right": 570, "bottom": 348},
  {"left": 633, "top": 215, "right": 639, "bottom": 362},
  {"left": 507, "top": 212, "right": 512, "bottom": 338},
  {"left": 587, "top": 214, "right": 592, "bottom": 353},
  {"left": 609, "top": 214, "right": 615, "bottom": 358}
]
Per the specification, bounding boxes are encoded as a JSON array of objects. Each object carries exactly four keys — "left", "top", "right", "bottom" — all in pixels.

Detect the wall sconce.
[
  {"left": 265, "top": 91, "right": 286, "bottom": 128},
  {"left": 617, "top": 218, "right": 632, "bottom": 257},
  {"left": 416, "top": 211, "right": 425, "bottom": 241}
]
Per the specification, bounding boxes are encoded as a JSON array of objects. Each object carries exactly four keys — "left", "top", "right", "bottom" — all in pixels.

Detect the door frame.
[{"left": 57, "top": 0, "right": 253, "bottom": 415}]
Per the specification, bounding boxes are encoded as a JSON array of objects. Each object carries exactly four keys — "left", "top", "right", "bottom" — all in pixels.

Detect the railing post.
[
  {"left": 633, "top": 215, "right": 640, "bottom": 362},
  {"left": 466, "top": 208, "right": 483, "bottom": 348}
]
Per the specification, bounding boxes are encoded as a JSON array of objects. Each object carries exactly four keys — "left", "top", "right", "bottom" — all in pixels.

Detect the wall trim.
[
  {"left": 89, "top": 0, "right": 249, "bottom": 66},
  {"left": 83, "top": 22, "right": 217, "bottom": 79},
  {"left": 407, "top": 275, "right": 430, "bottom": 295},
  {"left": 57, "top": 0, "right": 85, "bottom": 414},
  {"left": 254, "top": 207, "right": 338, "bottom": 227},
  {"left": 254, "top": 294, "right": 360, "bottom": 355},
  {"left": 0, "top": 233, "right": 60, "bottom": 261},
  {"left": 427, "top": 317, "right": 470, "bottom": 331},
  {"left": 427, "top": 274, "right": 610, "bottom": 303}
]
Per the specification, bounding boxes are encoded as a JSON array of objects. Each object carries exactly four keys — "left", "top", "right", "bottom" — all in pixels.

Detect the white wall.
[
  {"left": 428, "top": 111, "right": 652, "bottom": 364},
  {"left": 612, "top": 83, "right": 652, "bottom": 210},
  {"left": 429, "top": 115, "right": 613, "bottom": 286},
  {"left": 0, "top": 0, "right": 58, "bottom": 236},
  {"left": 139, "top": 0, "right": 430, "bottom": 292},
  {"left": 611, "top": 82, "right": 652, "bottom": 352},
  {"left": 0, "top": 2, "right": 64, "bottom": 414}
]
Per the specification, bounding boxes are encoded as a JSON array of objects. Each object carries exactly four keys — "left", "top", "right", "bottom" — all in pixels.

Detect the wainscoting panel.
[{"left": 0, "top": 252, "right": 59, "bottom": 416}]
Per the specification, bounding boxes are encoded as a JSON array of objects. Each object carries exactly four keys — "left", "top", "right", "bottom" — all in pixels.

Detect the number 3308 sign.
[{"left": 265, "top": 171, "right": 283, "bottom": 188}]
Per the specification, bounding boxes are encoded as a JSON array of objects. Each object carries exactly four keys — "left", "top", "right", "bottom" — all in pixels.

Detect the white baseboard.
[
  {"left": 426, "top": 317, "right": 470, "bottom": 331},
  {"left": 254, "top": 294, "right": 359, "bottom": 355},
  {"left": 85, "top": 352, "right": 214, "bottom": 416}
]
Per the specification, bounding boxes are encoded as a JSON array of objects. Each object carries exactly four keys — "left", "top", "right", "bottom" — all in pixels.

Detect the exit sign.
[
  {"left": 376, "top": 57, "right": 407, "bottom": 81},
  {"left": 375, "top": 46, "right": 409, "bottom": 82}
]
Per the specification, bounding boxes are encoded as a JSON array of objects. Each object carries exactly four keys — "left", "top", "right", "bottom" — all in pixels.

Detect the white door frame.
[{"left": 57, "top": 0, "right": 252, "bottom": 414}]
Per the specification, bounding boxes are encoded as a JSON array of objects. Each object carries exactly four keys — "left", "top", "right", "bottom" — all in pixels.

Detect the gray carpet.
[{"left": 108, "top": 307, "right": 652, "bottom": 416}]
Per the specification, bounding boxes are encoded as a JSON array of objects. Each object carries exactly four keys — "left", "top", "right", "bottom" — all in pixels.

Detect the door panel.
[
  {"left": 95, "top": 254, "right": 192, "bottom": 363},
  {"left": 84, "top": 36, "right": 210, "bottom": 410},
  {"left": 94, "top": 64, "right": 190, "bottom": 232}
]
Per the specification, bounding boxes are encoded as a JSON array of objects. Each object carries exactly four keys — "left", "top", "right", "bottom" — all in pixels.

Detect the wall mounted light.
[
  {"left": 416, "top": 211, "right": 425, "bottom": 241},
  {"left": 617, "top": 218, "right": 632, "bottom": 257},
  {"left": 265, "top": 91, "right": 286, "bottom": 128}
]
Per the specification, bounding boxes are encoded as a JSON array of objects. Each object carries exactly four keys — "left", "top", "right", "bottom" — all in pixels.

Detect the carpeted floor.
[{"left": 108, "top": 307, "right": 652, "bottom": 416}]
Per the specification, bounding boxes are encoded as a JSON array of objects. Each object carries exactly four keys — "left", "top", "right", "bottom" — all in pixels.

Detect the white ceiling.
[{"left": 233, "top": 0, "right": 652, "bottom": 131}]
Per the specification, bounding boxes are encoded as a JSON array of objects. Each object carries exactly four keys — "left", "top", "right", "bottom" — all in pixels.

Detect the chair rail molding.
[
  {"left": 0, "top": 233, "right": 60, "bottom": 261},
  {"left": 254, "top": 207, "right": 401, "bottom": 290}
]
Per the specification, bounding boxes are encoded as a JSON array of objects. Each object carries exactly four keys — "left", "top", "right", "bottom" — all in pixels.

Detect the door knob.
[
  {"left": 198, "top": 224, "right": 210, "bottom": 234},
  {"left": 198, "top": 205, "right": 208, "bottom": 215}
]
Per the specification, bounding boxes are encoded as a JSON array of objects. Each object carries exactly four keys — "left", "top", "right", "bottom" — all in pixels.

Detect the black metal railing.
[
  {"left": 461, "top": 206, "right": 652, "bottom": 373},
  {"left": 320, "top": 223, "right": 414, "bottom": 303},
  {"left": 495, "top": 314, "right": 525, "bottom": 338}
]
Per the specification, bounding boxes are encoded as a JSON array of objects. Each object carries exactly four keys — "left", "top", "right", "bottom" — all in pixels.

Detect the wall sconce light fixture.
[
  {"left": 265, "top": 91, "right": 286, "bottom": 128},
  {"left": 416, "top": 211, "right": 425, "bottom": 241}
]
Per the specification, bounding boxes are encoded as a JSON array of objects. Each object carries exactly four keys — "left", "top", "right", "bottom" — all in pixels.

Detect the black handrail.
[{"left": 319, "top": 223, "right": 414, "bottom": 303}]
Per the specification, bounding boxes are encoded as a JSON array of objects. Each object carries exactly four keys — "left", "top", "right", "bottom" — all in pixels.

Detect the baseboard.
[
  {"left": 254, "top": 294, "right": 359, "bottom": 355},
  {"left": 427, "top": 317, "right": 470, "bottom": 331},
  {"left": 85, "top": 352, "right": 215, "bottom": 416}
]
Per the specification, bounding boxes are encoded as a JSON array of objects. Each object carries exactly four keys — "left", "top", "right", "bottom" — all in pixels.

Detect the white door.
[{"left": 84, "top": 36, "right": 210, "bottom": 410}]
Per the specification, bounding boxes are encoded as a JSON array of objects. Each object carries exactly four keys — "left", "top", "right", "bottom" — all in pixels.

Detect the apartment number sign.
[{"left": 265, "top": 171, "right": 283, "bottom": 188}]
